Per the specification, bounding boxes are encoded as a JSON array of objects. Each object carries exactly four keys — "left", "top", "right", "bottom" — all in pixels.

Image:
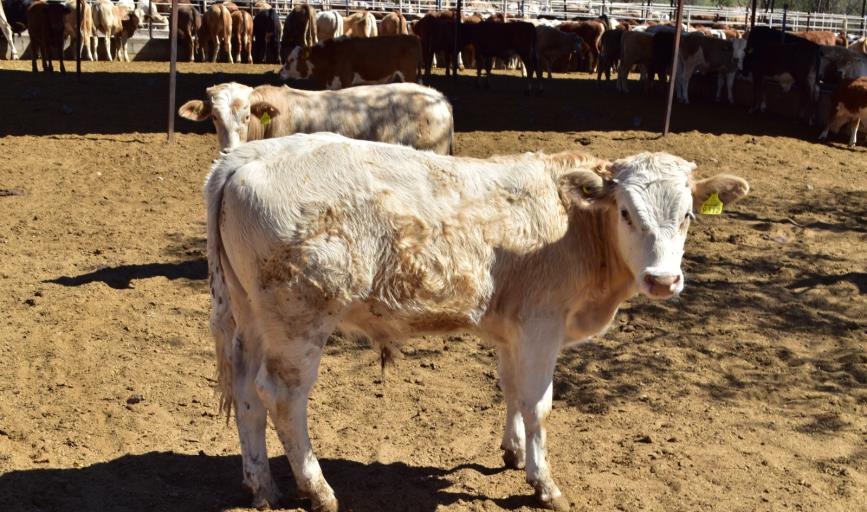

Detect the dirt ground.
[{"left": 0, "top": 61, "right": 864, "bottom": 512}]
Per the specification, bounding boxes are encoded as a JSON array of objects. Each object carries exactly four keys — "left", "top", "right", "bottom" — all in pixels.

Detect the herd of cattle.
[{"left": 2, "top": 0, "right": 867, "bottom": 145}]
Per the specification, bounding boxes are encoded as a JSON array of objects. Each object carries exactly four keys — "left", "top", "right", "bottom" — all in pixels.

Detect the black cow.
[
  {"left": 4, "top": 0, "right": 33, "bottom": 34},
  {"left": 743, "top": 26, "right": 822, "bottom": 122},
  {"left": 252, "top": 7, "right": 280, "bottom": 64},
  {"left": 460, "top": 20, "right": 539, "bottom": 95}
]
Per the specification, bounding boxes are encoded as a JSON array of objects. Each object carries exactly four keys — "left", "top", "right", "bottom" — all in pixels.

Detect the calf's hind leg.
[
  {"left": 233, "top": 330, "right": 281, "bottom": 509},
  {"left": 254, "top": 301, "right": 339, "bottom": 512}
]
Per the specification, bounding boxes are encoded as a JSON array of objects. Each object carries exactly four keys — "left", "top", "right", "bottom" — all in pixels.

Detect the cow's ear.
[
  {"left": 691, "top": 174, "right": 750, "bottom": 210},
  {"left": 558, "top": 170, "right": 612, "bottom": 209},
  {"left": 250, "top": 101, "right": 280, "bottom": 121},
  {"left": 178, "top": 100, "right": 211, "bottom": 121}
]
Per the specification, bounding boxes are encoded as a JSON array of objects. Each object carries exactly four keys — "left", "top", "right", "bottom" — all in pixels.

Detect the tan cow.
[
  {"left": 91, "top": 0, "right": 141, "bottom": 61},
  {"left": 616, "top": 29, "right": 653, "bottom": 92},
  {"left": 343, "top": 10, "right": 377, "bottom": 38},
  {"left": 202, "top": 3, "right": 232, "bottom": 63},
  {"left": 378, "top": 11, "right": 407, "bottom": 36},
  {"left": 819, "top": 76, "right": 867, "bottom": 148},
  {"left": 178, "top": 81, "right": 454, "bottom": 153},
  {"left": 230, "top": 9, "right": 252, "bottom": 63},
  {"left": 62, "top": 0, "right": 93, "bottom": 61},
  {"left": 204, "top": 132, "right": 750, "bottom": 511}
]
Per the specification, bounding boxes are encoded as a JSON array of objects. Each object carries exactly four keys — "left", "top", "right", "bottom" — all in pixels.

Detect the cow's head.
[
  {"left": 562, "top": 152, "right": 749, "bottom": 299},
  {"left": 178, "top": 82, "right": 254, "bottom": 150},
  {"left": 279, "top": 46, "right": 313, "bottom": 81}
]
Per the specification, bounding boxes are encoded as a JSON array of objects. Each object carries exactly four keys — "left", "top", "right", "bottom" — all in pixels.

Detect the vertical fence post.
[
  {"left": 782, "top": 4, "right": 788, "bottom": 32},
  {"left": 663, "top": 0, "right": 685, "bottom": 136},
  {"left": 149, "top": 0, "right": 154, "bottom": 39},
  {"left": 168, "top": 0, "right": 179, "bottom": 142},
  {"left": 75, "top": 0, "right": 81, "bottom": 81}
]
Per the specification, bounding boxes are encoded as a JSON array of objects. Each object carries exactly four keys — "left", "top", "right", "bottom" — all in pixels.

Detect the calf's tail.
[{"left": 203, "top": 157, "right": 239, "bottom": 421}]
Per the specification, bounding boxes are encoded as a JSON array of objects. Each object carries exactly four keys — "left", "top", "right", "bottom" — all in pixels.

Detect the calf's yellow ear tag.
[
  {"left": 260, "top": 112, "right": 271, "bottom": 126},
  {"left": 700, "top": 191, "right": 724, "bottom": 215}
]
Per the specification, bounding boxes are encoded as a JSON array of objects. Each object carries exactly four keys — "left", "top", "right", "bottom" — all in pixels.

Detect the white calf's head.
[
  {"left": 178, "top": 82, "right": 254, "bottom": 150},
  {"left": 279, "top": 46, "right": 314, "bottom": 81},
  {"left": 563, "top": 152, "right": 749, "bottom": 300}
]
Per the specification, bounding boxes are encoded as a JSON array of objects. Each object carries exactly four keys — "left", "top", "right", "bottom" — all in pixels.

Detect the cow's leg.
[
  {"left": 226, "top": 38, "right": 234, "bottom": 64},
  {"left": 616, "top": 60, "right": 629, "bottom": 93},
  {"left": 233, "top": 330, "right": 281, "bottom": 509},
  {"left": 496, "top": 347, "right": 526, "bottom": 470},
  {"left": 255, "top": 324, "right": 338, "bottom": 512},
  {"left": 848, "top": 118, "right": 860, "bottom": 149},
  {"left": 57, "top": 36, "right": 65, "bottom": 73},
  {"left": 104, "top": 33, "right": 112, "bottom": 62},
  {"left": 30, "top": 40, "right": 38, "bottom": 72},
  {"left": 515, "top": 320, "right": 568, "bottom": 511},
  {"left": 726, "top": 72, "right": 736, "bottom": 104},
  {"left": 90, "top": 35, "right": 98, "bottom": 62}
]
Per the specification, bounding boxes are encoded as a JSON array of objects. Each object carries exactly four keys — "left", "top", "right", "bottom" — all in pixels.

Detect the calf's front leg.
[
  {"left": 515, "top": 318, "right": 569, "bottom": 511},
  {"left": 496, "top": 347, "right": 526, "bottom": 469}
]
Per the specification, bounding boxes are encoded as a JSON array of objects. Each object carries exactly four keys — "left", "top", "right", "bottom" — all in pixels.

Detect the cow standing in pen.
[
  {"left": 178, "top": 81, "right": 454, "bottom": 154},
  {"left": 204, "top": 133, "right": 749, "bottom": 511}
]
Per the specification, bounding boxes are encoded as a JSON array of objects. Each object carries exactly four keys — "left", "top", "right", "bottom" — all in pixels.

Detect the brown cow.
[
  {"left": 379, "top": 11, "right": 407, "bottom": 36},
  {"left": 535, "top": 24, "right": 582, "bottom": 80},
  {"left": 597, "top": 27, "right": 622, "bottom": 83},
  {"left": 202, "top": 3, "right": 233, "bottom": 63},
  {"left": 413, "top": 10, "right": 472, "bottom": 80},
  {"left": 280, "top": 4, "right": 316, "bottom": 62},
  {"left": 280, "top": 34, "right": 420, "bottom": 90},
  {"left": 27, "top": 0, "right": 70, "bottom": 72},
  {"left": 819, "top": 76, "right": 867, "bottom": 148},
  {"left": 793, "top": 30, "right": 843, "bottom": 47},
  {"left": 177, "top": 5, "right": 202, "bottom": 62},
  {"left": 231, "top": 9, "right": 252, "bottom": 63},
  {"left": 558, "top": 20, "right": 604, "bottom": 72}
]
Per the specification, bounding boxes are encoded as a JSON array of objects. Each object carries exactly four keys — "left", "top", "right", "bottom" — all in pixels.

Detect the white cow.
[
  {"left": 178, "top": 81, "right": 454, "bottom": 154},
  {"left": 204, "top": 132, "right": 750, "bottom": 511},
  {"left": 0, "top": 0, "right": 18, "bottom": 60},
  {"left": 314, "top": 10, "right": 342, "bottom": 41}
]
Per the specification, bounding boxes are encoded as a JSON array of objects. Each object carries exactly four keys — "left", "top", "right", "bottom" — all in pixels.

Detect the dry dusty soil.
[{"left": 0, "top": 61, "right": 864, "bottom": 512}]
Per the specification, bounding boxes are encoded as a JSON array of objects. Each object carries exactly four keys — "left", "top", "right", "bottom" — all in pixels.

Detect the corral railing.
[{"left": 102, "top": 0, "right": 867, "bottom": 38}]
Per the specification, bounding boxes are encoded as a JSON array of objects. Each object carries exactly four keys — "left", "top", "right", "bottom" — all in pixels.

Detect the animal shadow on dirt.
[
  {"left": 0, "top": 452, "right": 529, "bottom": 512},
  {"left": 45, "top": 258, "right": 207, "bottom": 289},
  {"left": 0, "top": 68, "right": 822, "bottom": 140}
]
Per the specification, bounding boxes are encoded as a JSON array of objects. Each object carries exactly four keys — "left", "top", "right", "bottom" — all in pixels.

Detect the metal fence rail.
[{"left": 47, "top": 0, "right": 867, "bottom": 39}]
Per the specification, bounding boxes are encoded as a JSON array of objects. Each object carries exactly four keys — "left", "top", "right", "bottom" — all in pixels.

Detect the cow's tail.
[{"left": 204, "top": 156, "right": 239, "bottom": 422}]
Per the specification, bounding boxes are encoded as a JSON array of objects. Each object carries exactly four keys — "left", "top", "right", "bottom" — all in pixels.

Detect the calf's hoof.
[
  {"left": 502, "top": 449, "right": 525, "bottom": 470},
  {"left": 536, "top": 490, "right": 570, "bottom": 511},
  {"left": 310, "top": 494, "right": 339, "bottom": 512}
]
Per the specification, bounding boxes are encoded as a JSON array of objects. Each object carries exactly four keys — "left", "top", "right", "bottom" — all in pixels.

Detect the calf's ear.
[
  {"left": 558, "top": 170, "right": 612, "bottom": 209},
  {"left": 691, "top": 174, "right": 750, "bottom": 209},
  {"left": 250, "top": 101, "right": 281, "bottom": 121},
  {"left": 178, "top": 100, "right": 211, "bottom": 121}
]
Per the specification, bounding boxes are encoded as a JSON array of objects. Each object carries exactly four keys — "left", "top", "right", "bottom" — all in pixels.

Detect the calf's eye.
[{"left": 620, "top": 209, "right": 633, "bottom": 226}]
